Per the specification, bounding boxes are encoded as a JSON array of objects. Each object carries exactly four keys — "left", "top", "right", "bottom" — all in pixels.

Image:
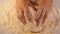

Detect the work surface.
[{"left": 0, "top": 0, "right": 60, "bottom": 34}]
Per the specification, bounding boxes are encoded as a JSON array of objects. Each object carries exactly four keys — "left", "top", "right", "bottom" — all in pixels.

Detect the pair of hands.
[
  {"left": 16, "top": 0, "right": 52, "bottom": 26},
  {"left": 16, "top": 0, "right": 53, "bottom": 33}
]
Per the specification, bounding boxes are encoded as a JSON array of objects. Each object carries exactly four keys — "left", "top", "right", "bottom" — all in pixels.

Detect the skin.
[
  {"left": 16, "top": 0, "right": 53, "bottom": 33},
  {"left": 16, "top": 0, "right": 35, "bottom": 23},
  {"left": 36, "top": 0, "right": 53, "bottom": 25},
  {"left": 16, "top": 0, "right": 30, "bottom": 24},
  {"left": 16, "top": 0, "right": 53, "bottom": 25}
]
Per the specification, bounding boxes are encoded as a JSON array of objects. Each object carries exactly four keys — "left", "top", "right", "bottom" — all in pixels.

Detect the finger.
[{"left": 16, "top": 0, "right": 26, "bottom": 24}]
